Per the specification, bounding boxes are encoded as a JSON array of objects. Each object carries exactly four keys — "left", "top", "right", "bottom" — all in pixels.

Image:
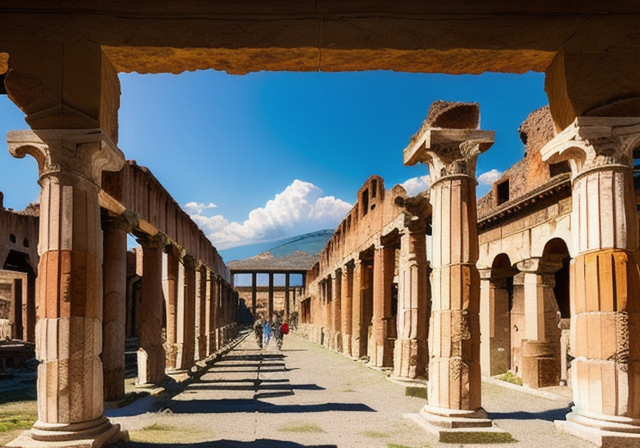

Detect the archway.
[{"left": 489, "top": 253, "right": 517, "bottom": 376}]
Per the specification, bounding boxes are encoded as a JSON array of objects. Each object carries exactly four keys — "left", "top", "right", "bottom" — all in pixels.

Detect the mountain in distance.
[{"left": 219, "top": 229, "right": 334, "bottom": 263}]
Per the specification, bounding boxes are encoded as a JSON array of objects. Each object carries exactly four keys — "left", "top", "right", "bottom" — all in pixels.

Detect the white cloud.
[
  {"left": 184, "top": 202, "right": 217, "bottom": 215},
  {"left": 186, "top": 180, "right": 352, "bottom": 250},
  {"left": 401, "top": 175, "right": 431, "bottom": 196},
  {"left": 477, "top": 169, "right": 502, "bottom": 186}
]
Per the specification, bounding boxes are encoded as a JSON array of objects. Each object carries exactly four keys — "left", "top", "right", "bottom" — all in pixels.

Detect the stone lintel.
[{"left": 515, "top": 257, "right": 563, "bottom": 274}]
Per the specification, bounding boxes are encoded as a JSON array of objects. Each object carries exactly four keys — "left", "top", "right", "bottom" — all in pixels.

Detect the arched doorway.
[{"left": 488, "top": 253, "right": 517, "bottom": 376}]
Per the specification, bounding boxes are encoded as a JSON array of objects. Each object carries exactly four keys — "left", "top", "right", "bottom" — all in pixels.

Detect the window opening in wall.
[
  {"left": 9, "top": 234, "right": 16, "bottom": 243},
  {"left": 362, "top": 189, "right": 369, "bottom": 216},
  {"left": 23, "top": 238, "right": 29, "bottom": 248},
  {"left": 634, "top": 147, "right": 640, "bottom": 191},
  {"left": 497, "top": 179, "right": 510, "bottom": 205},
  {"left": 371, "top": 179, "right": 377, "bottom": 198},
  {"left": 549, "top": 161, "right": 571, "bottom": 177}
]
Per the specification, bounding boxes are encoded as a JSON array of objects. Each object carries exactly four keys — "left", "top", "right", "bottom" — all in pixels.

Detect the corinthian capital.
[
  {"left": 403, "top": 102, "right": 494, "bottom": 184},
  {"left": 541, "top": 116, "right": 640, "bottom": 178},
  {"left": 7, "top": 129, "right": 125, "bottom": 185}
]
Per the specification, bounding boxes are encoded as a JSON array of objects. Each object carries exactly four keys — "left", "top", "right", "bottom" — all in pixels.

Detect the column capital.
[
  {"left": 8, "top": 129, "right": 125, "bottom": 185},
  {"left": 541, "top": 116, "right": 640, "bottom": 179},
  {"left": 515, "top": 257, "right": 563, "bottom": 275},
  {"left": 403, "top": 102, "right": 494, "bottom": 184},
  {"left": 136, "top": 232, "right": 167, "bottom": 250},
  {"left": 102, "top": 210, "right": 137, "bottom": 234}
]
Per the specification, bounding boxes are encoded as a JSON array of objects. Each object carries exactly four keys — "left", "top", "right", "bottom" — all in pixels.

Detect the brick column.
[
  {"left": 542, "top": 117, "right": 640, "bottom": 445},
  {"left": 8, "top": 129, "right": 126, "bottom": 446},
  {"left": 102, "top": 214, "right": 131, "bottom": 401},
  {"left": 341, "top": 263, "right": 354, "bottom": 357},
  {"left": 137, "top": 234, "right": 166, "bottom": 386},
  {"left": 394, "top": 220, "right": 429, "bottom": 379},
  {"left": 403, "top": 102, "right": 498, "bottom": 433}
]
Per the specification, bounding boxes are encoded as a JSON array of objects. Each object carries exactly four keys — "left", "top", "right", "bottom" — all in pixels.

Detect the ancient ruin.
[{"left": 1, "top": 2, "right": 640, "bottom": 447}]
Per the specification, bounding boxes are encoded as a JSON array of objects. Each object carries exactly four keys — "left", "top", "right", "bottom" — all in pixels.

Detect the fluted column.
[
  {"left": 136, "top": 234, "right": 166, "bottom": 386},
  {"left": 370, "top": 243, "right": 395, "bottom": 368},
  {"left": 102, "top": 214, "right": 131, "bottom": 401},
  {"left": 404, "top": 101, "right": 496, "bottom": 431},
  {"left": 541, "top": 116, "right": 640, "bottom": 445},
  {"left": 163, "top": 245, "right": 179, "bottom": 370},
  {"left": 8, "top": 129, "right": 126, "bottom": 446},
  {"left": 176, "top": 255, "right": 196, "bottom": 371},
  {"left": 394, "top": 221, "right": 429, "bottom": 379}
]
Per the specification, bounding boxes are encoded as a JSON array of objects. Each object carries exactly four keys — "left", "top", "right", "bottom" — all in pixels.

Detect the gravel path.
[{"left": 106, "top": 333, "right": 594, "bottom": 448}]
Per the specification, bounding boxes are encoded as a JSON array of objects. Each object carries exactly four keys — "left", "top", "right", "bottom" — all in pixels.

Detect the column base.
[
  {"left": 556, "top": 409, "right": 640, "bottom": 447},
  {"left": 406, "top": 405, "right": 511, "bottom": 443},
  {"left": 6, "top": 416, "right": 128, "bottom": 448}
]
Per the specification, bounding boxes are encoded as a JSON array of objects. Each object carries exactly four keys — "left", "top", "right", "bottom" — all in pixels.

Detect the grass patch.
[
  {"left": 141, "top": 423, "right": 176, "bottom": 432},
  {"left": 0, "top": 413, "right": 37, "bottom": 432},
  {"left": 497, "top": 370, "right": 523, "bottom": 386},
  {"left": 362, "top": 430, "right": 389, "bottom": 438},
  {"left": 278, "top": 422, "right": 324, "bottom": 433},
  {"left": 405, "top": 386, "right": 428, "bottom": 400},
  {"left": 440, "top": 431, "right": 515, "bottom": 444},
  {"left": 387, "top": 444, "right": 414, "bottom": 448}
]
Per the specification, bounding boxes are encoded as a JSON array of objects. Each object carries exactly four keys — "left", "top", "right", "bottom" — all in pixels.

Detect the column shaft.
[{"left": 341, "top": 264, "right": 353, "bottom": 357}]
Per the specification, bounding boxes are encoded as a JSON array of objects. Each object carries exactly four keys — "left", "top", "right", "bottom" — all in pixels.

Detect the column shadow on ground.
[
  {"left": 107, "top": 440, "right": 336, "bottom": 448},
  {"left": 151, "top": 399, "right": 375, "bottom": 415},
  {"left": 489, "top": 406, "right": 572, "bottom": 422}
]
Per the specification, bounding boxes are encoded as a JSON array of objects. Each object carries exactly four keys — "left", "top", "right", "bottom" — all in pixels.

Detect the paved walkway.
[{"left": 107, "top": 333, "right": 594, "bottom": 448}]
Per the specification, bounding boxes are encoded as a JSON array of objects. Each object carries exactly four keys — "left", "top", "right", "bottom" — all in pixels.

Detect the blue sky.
[{"left": 0, "top": 70, "right": 548, "bottom": 258}]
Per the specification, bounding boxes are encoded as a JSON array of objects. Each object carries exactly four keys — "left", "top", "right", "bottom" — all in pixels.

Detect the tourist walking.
[
  {"left": 262, "top": 320, "right": 271, "bottom": 348},
  {"left": 272, "top": 315, "right": 282, "bottom": 350}
]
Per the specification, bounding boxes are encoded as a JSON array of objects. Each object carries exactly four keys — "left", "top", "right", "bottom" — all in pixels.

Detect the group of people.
[{"left": 253, "top": 314, "right": 289, "bottom": 350}]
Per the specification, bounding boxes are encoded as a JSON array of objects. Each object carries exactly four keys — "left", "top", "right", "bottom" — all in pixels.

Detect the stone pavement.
[{"left": 106, "top": 333, "right": 595, "bottom": 448}]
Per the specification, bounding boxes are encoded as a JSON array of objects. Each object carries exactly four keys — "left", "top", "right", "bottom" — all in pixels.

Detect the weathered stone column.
[
  {"left": 541, "top": 116, "right": 640, "bottom": 446},
  {"left": 268, "top": 272, "right": 274, "bottom": 319},
  {"left": 8, "top": 129, "right": 126, "bottom": 446},
  {"left": 370, "top": 243, "right": 395, "bottom": 368},
  {"left": 163, "top": 245, "right": 179, "bottom": 370},
  {"left": 394, "top": 220, "right": 429, "bottom": 379},
  {"left": 341, "top": 263, "right": 354, "bottom": 357},
  {"left": 136, "top": 234, "right": 166, "bottom": 386},
  {"left": 516, "top": 258, "right": 563, "bottom": 388},
  {"left": 102, "top": 214, "right": 131, "bottom": 401},
  {"left": 351, "top": 260, "right": 365, "bottom": 358},
  {"left": 285, "top": 272, "right": 291, "bottom": 319},
  {"left": 176, "top": 255, "right": 196, "bottom": 372},
  {"left": 479, "top": 270, "right": 512, "bottom": 378},
  {"left": 251, "top": 273, "right": 257, "bottom": 317},
  {"left": 331, "top": 271, "right": 342, "bottom": 352},
  {"left": 195, "top": 263, "right": 206, "bottom": 361},
  {"left": 403, "top": 101, "right": 498, "bottom": 434},
  {"left": 204, "top": 269, "right": 214, "bottom": 356}
]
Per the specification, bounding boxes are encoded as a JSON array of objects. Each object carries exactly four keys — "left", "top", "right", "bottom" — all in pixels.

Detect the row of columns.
[
  {"left": 6, "top": 129, "right": 239, "bottom": 448},
  {"left": 235, "top": 270, "right": 305, "bottom": 319},
  {"left": 311, "top": 222, "right": 430, "bottom": 380}
]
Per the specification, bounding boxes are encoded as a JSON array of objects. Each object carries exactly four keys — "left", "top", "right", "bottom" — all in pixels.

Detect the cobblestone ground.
[{"left": 106, "top": 333, "right": 594, "bottom": 448}]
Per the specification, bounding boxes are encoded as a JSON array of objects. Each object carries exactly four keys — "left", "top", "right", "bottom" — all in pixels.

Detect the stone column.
[
  {"left": 204, "top": 269, "right": 214, "bottom": 356},
  {"left": 285, "top": 272, "right": 291, "bottom": 319},
  {"left": 351, "top": 260, "right": 365, "bottom": 358},
  {"left": 251, "top": 272, "right": 257, "bottom": 317},
  {"left": 541, "top": 116, "right": 640, "bottom": 445},
  {"left": 403, "top": 101, "right": 497, "bottom": 433},
  {"left": 394, "top": 221, "right": 429, "bottom": 379},
  {"left": 163, "top": 245, "right": 179, "bottom": 370},
  {"left": 195, "top": 263, "right": 206, "bottom": 361},
  {"left": 268, "top": 272, "right": 274, "bottom": 319},
  {"left": 176, "top": 255, "right": 196, "bottom": 372},
  {"left": 516, "top": 258, "right": 563, "bottom": 388},
  {"left": 331, "top": 271, "right": 342, "bottom": 352},
  {"left": 479, "top": 270, "right": 513, "bottom": 378},
  {"left": 370, "top": 243, "right": 395, "bottom": 368},
  {"left": 102, "top": 214, "right": 131, "bottom": 401},
  {"left": 341, "top": 263, "right": 354, "bottom": 357},
  {"left": 136, "top": 234, "right": 166, "bottom": 386},
  {"left": 8, "top": 129, "right": 126, "bottom": 446}
]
